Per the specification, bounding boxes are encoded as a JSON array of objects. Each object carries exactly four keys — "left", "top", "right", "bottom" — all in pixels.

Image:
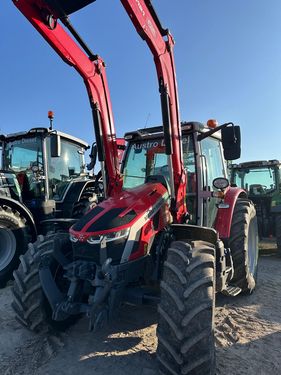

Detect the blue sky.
[{"left": 1, "top": 0, "right": 281, "bottom": 162}]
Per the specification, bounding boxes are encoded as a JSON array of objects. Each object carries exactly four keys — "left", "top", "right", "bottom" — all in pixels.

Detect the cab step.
[{"left": 222, "top": 285, "right": 242, "bottom": 297}]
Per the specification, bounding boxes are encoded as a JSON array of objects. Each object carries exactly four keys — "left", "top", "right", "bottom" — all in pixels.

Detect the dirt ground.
[{"left": 1, "top": 243, "right": 281, "bottom": 375}]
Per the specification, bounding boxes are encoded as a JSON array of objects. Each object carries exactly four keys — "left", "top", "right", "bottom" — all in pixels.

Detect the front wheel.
[
  {"left": 11, "top": 233, "right": 75, "bottom": 332},
  {"left": 156, "top": 240, "right": 216, "bottom": 375},
  {"left": 229, "top": 198, "right": 259, "bottom": 294}
]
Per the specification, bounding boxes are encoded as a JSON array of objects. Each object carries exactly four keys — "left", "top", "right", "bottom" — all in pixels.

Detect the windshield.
[
  {"left": 122, "top": 134, "right": 197, "bottom": 221},
  {"left": 47, "top": 138, "right": 85, "bottom": 201},
  {"left": 3, "top": 137, "right": 45, "bottom": 200},
  {"left": 122, "top": 139, "right": 169, "bottom": 189},
  {"left": 232, "top": 167, "right": 277, "bottom": 195},
  {"left": 123, "top": 135, "right": 196, "bottom": 190}
]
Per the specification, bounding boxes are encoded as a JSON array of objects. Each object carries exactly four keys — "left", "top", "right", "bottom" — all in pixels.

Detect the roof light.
[
  {"left": 124, "top": 134, "right": 133, "bottom": 140},
  {"left": 48, "top": 110, "right": 54, "bottom": 119},
  {"left": 207, "top": 119, "right": 218, "bottom": 129}
]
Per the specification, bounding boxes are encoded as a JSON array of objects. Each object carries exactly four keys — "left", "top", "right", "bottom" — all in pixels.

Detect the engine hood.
[{"left": 69, "top": 182, "right": 170, "bottom": 242}]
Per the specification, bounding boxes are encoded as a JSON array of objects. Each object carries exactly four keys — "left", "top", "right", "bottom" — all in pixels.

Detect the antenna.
[{"left": 144, "top": 113, "right": 151, "bottom": 128}]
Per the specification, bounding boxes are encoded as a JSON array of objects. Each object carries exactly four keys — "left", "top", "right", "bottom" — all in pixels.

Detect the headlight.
[
  {"left": 213, "top": 177, "right": 229, "bottom": 190},
  {"left": 87, "top": 228, "right": 130, "bottom": 244},
  {"left": 70, "top": 234, "right": 78, "bottom": 243}
]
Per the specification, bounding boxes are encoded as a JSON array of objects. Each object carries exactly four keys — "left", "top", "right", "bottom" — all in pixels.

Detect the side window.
[
  {"left": 201, "top": 137, "right": 225, "bottom": 188},
  {"left": 182, "top": 136, "right": 196, "bottom": 194}
]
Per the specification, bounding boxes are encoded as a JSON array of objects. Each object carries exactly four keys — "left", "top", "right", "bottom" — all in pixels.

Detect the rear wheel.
[
  {"left": 156, "top": 240, "right": 216, "bottom": 375},
  {"left": 0, "top": 205, "right": 29, "bottom": 288},
  {"left": 229, "top": 198, "right": 259, "bottom": 294},
  {"left": 275, "top": 215, "right": 281, "bottom": 256},
  {"left": 11, "top": 233, "right": 75, "bottom": 332}
]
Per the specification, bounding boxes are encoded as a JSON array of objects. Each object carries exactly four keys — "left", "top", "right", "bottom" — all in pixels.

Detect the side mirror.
[
  {"left": 50, "top": 133, "right": 61, "bottom": 157},
  {"left": 221, "top": 125, "right": 241, "bottom": 160},
  {"left": 87, "top": 143, "right": 97, "bottom": 171}
]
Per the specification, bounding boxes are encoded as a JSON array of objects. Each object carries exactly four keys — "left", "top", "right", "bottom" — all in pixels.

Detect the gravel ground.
[{"left": 1, "top": 248, "right": 280, "bottom": 375}]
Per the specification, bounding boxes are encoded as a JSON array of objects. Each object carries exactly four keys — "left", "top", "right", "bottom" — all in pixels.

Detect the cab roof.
[
  {"left": 124, "top": 121, "right": 221, "bottom": 141},
  {"left": 230, "top": 160, "right": 281, "bottom": 169},
  {"left": 1, "top": 127, "right": 89, "bottom": 149}
]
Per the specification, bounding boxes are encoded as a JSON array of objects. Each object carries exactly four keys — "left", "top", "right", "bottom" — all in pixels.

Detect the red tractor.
[{"left": 11, "top": 1, "right": 258, "bottom": 374}]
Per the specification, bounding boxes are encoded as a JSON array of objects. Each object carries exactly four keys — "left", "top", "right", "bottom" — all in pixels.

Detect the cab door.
[{"left": 199, "top": 137, "right": 227, "bottom": 228}]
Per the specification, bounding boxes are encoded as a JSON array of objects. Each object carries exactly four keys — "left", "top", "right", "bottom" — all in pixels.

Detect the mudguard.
[
  {"left": 57, "top": 179, "right": 96, "bottom": 217},
  {"left": 64, "top": 179, "right": 95, "bottom": 203},
  {"left": 214, "top": 187, "right": 247, "bottom": 241},
  {"left": 0, "top": 196, "right": 37, "bottom": 240},
  {"left": 172, "top": 223, "right": 218, "bottom": 246}
]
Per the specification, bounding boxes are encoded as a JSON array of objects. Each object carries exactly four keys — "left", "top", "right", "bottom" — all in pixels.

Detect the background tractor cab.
[
  {"left": 123, "top": 120, "right": 240, "bottom": 227},
  {"left": 0, "top": 113, "right": 99, "bottom": 286},
  {"left": 230, "top": 159, "right": 281, "bottom": 252},
  {"left": 1, "top": 126, "right": 90, "bottom": 222}
]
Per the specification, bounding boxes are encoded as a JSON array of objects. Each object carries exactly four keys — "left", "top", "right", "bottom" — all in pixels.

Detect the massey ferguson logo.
[
  {"left": 135, "top": 0, "right": 145, "bottom": 16},
  {"left": 78, "top": 234, "right": 87, "bottom": 242}
]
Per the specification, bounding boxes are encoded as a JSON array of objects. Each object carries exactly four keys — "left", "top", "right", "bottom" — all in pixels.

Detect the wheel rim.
[
  {"left": 247, "top": 219, "right": 258, "bottom": 276},
  {"left": 0, "top": 228, "right": 17, "bottom": 271}
]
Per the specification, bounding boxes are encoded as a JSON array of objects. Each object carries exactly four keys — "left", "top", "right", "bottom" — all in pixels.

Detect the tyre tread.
[{"left": 156, "top": 240, "right": 215, "bottom": 375}]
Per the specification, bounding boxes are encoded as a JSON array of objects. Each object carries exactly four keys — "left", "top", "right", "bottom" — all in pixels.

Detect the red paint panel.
[
  {"left": 69, "top": 182, "right": 168, "bottom": 240},
  {"left": 214, "top": 187, "right": 247, "bottom": 240}
]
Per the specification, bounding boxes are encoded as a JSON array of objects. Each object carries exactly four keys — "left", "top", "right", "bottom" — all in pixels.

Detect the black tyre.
[
  {"left": 11, "top": 232, "right": 75, "bottom": 333},
  {"left": 72, "top": 186, "right": 97, "bottom": 218},
  {"left": 229, "top": 198, "right": 259, "bottom": 294},
  {"left": 156, "top": 240, "right": 216, "bottom": 375},
  {"left": 0, "top": 205, "right": 29, "bottom": 288},
  {"left": 275, "top": 215, "right": 281, "bottom": 256}
]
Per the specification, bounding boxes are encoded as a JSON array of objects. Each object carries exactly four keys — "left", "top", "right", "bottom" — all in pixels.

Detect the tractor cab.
[
  {"left": 230, "top": 160, "right": 281, "bottom": 238},
  {"left": 230, "top": 160, "right": 280, "bottom": 196},
  {"left": 123, "top": 121, "right": 240, "bottom": 227},
  {"left": 1, "top": 127, "right": 89, "bottom": 222}
]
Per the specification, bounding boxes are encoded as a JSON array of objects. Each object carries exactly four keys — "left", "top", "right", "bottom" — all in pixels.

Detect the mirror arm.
[{"left": 197, "top": 122, "right": 234, "bottom": 141}]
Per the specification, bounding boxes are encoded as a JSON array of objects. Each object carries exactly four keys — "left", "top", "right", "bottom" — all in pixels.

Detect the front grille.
[{"left": 72, "top": 237, "right": 127, "bottom": 265}]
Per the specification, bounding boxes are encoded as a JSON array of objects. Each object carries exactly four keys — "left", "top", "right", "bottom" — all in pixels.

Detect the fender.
[
  {"left": 56, "top": 179, "right": 96, "bottom": 218},
  {"left": 172, "top": 223, "right": 218, "bottom": 246},
  {"left": 0, "top": 196, "right": 37, "bottom": 240},
  {"left": 64, "top": 179, "right": 96, "bottom": 204},
  {"left": 214, "top": 187, "right": 247, "bottom": 240}
]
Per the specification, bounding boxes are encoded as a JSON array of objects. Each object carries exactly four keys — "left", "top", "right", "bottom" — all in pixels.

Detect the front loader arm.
[
  {"left": 13, "top": 0, "right": 187, "bottom": 220},
  {"left": 121, "top": 0, "right": 186, "bottom": 221},
  {"left": 13, "top": 0, "right": 121, "bottom": 197}
]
